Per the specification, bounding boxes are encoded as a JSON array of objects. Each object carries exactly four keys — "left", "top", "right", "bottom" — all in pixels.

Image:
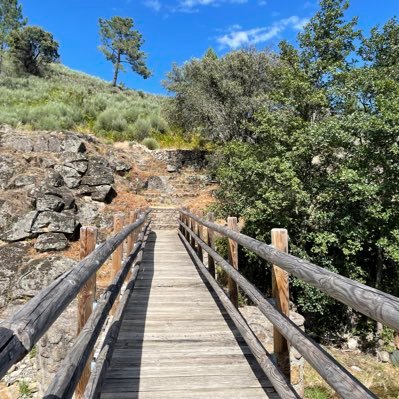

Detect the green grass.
[
  {"left": 0, "top": 62, "right": 169, "bottom": 142},
  {"left": 19, "top": 380, "right": 33, "bottom": 397}
]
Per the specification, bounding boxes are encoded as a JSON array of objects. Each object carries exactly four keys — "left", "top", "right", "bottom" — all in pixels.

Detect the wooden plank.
[
  {"left": 271, "top": 228, "right": 290, "bottom": 380},
  {"left": 76, "top": 227, "right": 98, "bottom": 399},
  {"left": 227, "top": 217, "right": 239, "bottom": 308}
]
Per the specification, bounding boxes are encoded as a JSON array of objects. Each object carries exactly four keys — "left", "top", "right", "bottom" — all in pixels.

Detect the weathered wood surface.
[
  {"left": 180, "top": 209, "right": 399, "bottom": 332},
  {"left": 0, "top": 212, "right": 149, "bottom": 379},
  {"left": 77, "top": 227, "right": 98, "bottom": 399},
  {"left": 178, "top": 231, "right": 299, "bottom": 399},
  {"left": 271, "top": 228, "right": 290, "bottom": 380},
  {"left": 100, "top": 230, "right": 279, "bottom": 399},
  {"left": 179, "top": 219, "right": 378, "bottom": 399},
  {"left": 227, "top": 217, "right": 239, "bottom": 308},
  {"left": 44, "top": 223, "right": 150, "bottom": 399}
]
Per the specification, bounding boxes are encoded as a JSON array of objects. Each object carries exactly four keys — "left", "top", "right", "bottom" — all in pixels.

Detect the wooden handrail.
[
  {"left": 180, "top": 209, "right": 399, "bottom": 331},
  {"left": 0, "top": 210, "right": 150, "bottom": 379},
  {"left": 44, "top": 222, "right": 151, "bottom": 399},
  {"left": 178, "top": 214, "right": 381, "bottom": 399}
]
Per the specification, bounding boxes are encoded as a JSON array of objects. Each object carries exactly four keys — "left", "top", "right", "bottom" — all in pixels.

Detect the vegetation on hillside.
[{"left": 165, "top": 0, "right": 399, "bottom": 345}]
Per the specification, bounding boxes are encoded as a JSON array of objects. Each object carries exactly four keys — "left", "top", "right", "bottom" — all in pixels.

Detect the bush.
[
  {"left": 132, "top": 118, "right": 151, "bottom": 141},
  {"left": 142, "top": 137, "right": 160, "bottom": 150},
  {"left": 94, "top": 108, "right": 128, "bottom": 133},
  {"left": 149, "top": 113, "right": 169, "bottom": 133}
]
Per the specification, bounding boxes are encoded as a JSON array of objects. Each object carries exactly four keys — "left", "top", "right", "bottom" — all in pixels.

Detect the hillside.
[{"left": 0, "top": 63, "right": 168, "bottom": 143}]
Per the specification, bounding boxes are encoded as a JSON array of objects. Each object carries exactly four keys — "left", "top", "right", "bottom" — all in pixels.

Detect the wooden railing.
[
  {"left": 179, "top": 208, "right": 399, "bottom": 399},
  {"left": 0, "top": 207, "right": 151, "bottom": 399}
]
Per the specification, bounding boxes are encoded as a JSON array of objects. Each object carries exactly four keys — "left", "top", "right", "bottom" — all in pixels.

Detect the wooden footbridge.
[{"left": 0, "top": 208, "right": 398, "bottom": 398}]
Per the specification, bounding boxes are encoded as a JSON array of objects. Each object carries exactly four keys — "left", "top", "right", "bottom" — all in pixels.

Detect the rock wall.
[{"left": 153, "top": 149, "right": 208, "bottom": 171}]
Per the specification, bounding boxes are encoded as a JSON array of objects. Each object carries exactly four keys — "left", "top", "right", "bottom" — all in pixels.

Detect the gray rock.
[
  {"left": 0, "top": 242, "right": 30, "bottom": 308},
  {"left": 110, "top": 158, "right": 131, "bottom": 175},
  {"left": 7, "top": 174, "right": 37, "bottom": 189},
  {"left": 91, "top": 185, "right": 116, "bottom": 202},
  {"left": 130, "top": 177, "right": 148, "bottom": 193},
  {"left": 377, "top": 350, "right": 390, "bottom": 363},
  {"left": 32, "top": 211, "right": 77, "bottom": 234},
  {"left": 36, "top": 195, "right": 64, "bottom": 212},
  {"left": 34, "top": 233, "right": 69, "bottom": 252},
  {"left": 347, "top": 337, "right": 359, "bottom": 350},
  {"left": 46, "top": 170, "right": 64, "bottom": 187},
  {"left": 54, "top": 165, "right": 81, "bottom": 189},
  {"left": 167, "top": 164, "right": 178, "bottom": 173},
  {"left": 47, "top": 135, "right": 62, "bottom": 152},
  {"left": 31, "top": 185, "right": 75, "bottom": 210},
  {"left": 64, "top": 134, "right": 86, "bottom": 153},
  {"left": 0, "top": 211, "right": 38, "bottom": 241},
  {"left": 2, "top": 135, "right": 33, "bottom": 152},
  {"left": 148, "top": 176, "right": 166, "bottom": 190},
  {"left": 61, "top": 152, "right": 88, "bottom": 174},
  {"left": 0, "top": 155, "right": 15, "bottom": 189},
  {"left": 81, "top": 157, "right": 114, "bottom": 186}
]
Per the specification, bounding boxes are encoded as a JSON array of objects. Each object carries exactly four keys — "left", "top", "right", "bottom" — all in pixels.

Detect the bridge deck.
[{"left": 101, "top": 230, "right": 279, "bottom": 399}]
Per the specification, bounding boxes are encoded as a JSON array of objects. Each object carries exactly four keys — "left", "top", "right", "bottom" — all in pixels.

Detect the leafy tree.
[
  {"left": 8, "top": 26, "right": 59, "bottom": 75},
  {"left": 0, "top": 0, "right": 26, "bottom": 73},
  {"left": 98, "top": 16, "right": 151, "bottom": 87},
  {"left": 164, "top": 48, "right": 277, "bottom": 141}
]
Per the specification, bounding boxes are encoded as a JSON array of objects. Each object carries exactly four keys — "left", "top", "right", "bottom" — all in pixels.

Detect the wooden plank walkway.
[{"left": 101, "top": 230, "right": 279, "bottom": 399}]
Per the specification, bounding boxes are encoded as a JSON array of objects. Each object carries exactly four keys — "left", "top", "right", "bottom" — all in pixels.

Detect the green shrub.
[
  {"left": 132, "top": 118, "right": 151, "bottom": 141},
  {"left": 142, "top": 137, "right": 160, "bottom": 150},
  {"left": 149, "top": 113, "right": 169, "bottom": 133},
  {"left": 94, "top": 108, "right": 128, "bottom": 133},
  {"left": 124, "top": 107, "right": 140, "bottom": 123}
]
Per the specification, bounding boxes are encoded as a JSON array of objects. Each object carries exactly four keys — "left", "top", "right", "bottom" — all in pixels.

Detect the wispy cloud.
[
  {"left": 177, "top": 0, "right": 247, "bottom": 12},
  {"left": 143, "top": 0, "right": 162, "bottom": 11},
  {"left": 217, "top": 15, "right": 309, "bottom": 49}
]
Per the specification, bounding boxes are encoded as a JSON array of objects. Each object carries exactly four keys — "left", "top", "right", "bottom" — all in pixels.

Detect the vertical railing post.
[
  {"left": 111, "top": 213, "right": 125, "bottom": 316},
  {"left": 76, "top": 226, "right": 97, "bottom": 399},
  {"left": 271, "top": 228, "right": 290, "bottom": 380},
  {"left": 126, "top": 210, "right": 138, "bottom": 255},
  {"left": 196, "top": 210, "right": 204, "bottom": 262},
  {"left": 227, "top": 217, "right": 239, "bottom": 308},
  {"left": 206, "top": 212, "right": 216, "bottom": 279},
  {"left": 189, "top": 211, "right": 196, "bottom": 250}
]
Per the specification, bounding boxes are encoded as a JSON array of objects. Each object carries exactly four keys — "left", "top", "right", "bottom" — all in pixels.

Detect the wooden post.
[
  {"left": 111, "top": 213, "right": 125, "bottom": 316},
  {"left": 271, "top": 228, "right": 290, "bottom": 380},
  {"left": 196, "top": 210, "right": 204, "bottom": 262},
  {"left": 227, "top": 217, "right": 239, "bottom": 308},
  {"left": 76, "top": 226, "right": 97, "bottom": 399},
  {"left": 189, "top": 214, "right": 196, "bottom": 250},
  {"left": 207, "top": 212, "right": 216, "bottom": 279},
  {"left": 126, "top": 210, "right": 138, "bottom": 255}
]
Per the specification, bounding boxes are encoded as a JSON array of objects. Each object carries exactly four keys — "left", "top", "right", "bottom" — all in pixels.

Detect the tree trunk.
[
  {"left": 112, "top": 50, "right": 121, "bottom": 87},
  {"left": 0, "top": 43, "right": 4, "bottom": 75}
]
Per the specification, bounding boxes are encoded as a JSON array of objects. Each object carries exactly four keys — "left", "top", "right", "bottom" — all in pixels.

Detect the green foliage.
[
  {"left": 163, "top": 47, "right": 276, "bottom": 142},
  {"left": 99, "top": 16, "right": 151, "bottom": 87},
  {"left": 132, "top": 118, "right": 151, "bottom": 141},
  {"left": 9, "top": 26, "right": 59, "bottom": 75},
  {"left": 0, "top": 63, "right": 164, "bottom": 141},
  {"left": 177, "top": 0, "right": 399, "bottom": 339},
  {"left": 142, "top": 137, "right": 159, "bottom": 150},
  {"left": 304, "top": 387, "right": 330, "bottom": 399},
  {"left": 18, "top": 380, "right": 33, "bottom": 397}
]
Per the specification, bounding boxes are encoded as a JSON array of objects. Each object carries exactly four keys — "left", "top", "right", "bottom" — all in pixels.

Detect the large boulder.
[
  {"left": 81, "top": 157, "right": 114, "bottom": 186},
  {"left": 0, "top": 211, "right": 38, "bottom": 242},
  {"left": 34, "top": 233, "right": 69, "bottom": 252},
  {"left": 6, "top": 174, "right": 37, "bottom": 190},
  {"left": 54, "top": 165, "right": 81, "bottom": 189},
  {"left": 36, "top": 194, "right": 65, "bottom": 212},
  {"left": 31, "top": 186, "right": 76, "bottom": 210},
  {"left": 0, "top": 155, "right": 16, "bottom": 189},
  {"left": 91, "top": 185, "right": 116, "bottom": 203},
  {"left": 32, "top": 211, "right": 77, "bottom": 235}
]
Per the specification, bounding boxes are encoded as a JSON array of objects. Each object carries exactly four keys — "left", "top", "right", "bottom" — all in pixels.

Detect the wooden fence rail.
[
  {"left": 0, "top": 210, "right": 150, "bottom": 380},
  {"left": 178, "top": 209, "right": 399, "bottom": 399}
]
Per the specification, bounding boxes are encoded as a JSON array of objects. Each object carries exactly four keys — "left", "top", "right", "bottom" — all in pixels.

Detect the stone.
[
  {"left": 91, "top": 185, "right": 116, "bottom": 203},
  {"left": 81, "top": 157, "right": 114, "bottom": 186},
  {"left": 0, "top": 211, "right": 38, "bottom": 242},
  {"left": 1, "top": 135, "right": 33, "bottom": 152},
  {"left": 377, "top": 350, "right": 390, "bottom": 363},
  {"left": 130, "top": 177, "right": 148, "bottom": 192},
  {"left": 347, "top": 337, "right": 359, "bottom": 350},
  {"left": 64, "top": 134, "right": 86, "bottom": 153},
  {"left": 61, "top": 152, "right": 88, "bottom": 174},
  {"left": 6, "top": 174, "right": 36, "bottom": 189},
  {"left": 34, "top": 233, "right": 69, "bottom": 252},
  {"left": 31, "top": 186, "right": 75, "bottom": 210},
  {"left": 148, "top": 176, "right": 166, "bottom": 191},
  {"left": 54, "top": 165, "right": 81, "bottom": 189},
  {"left": 167, "top": 164, "right": 178, "bottom": 173},
  {"left": 0, "top": 242, "right": 30, "bottom": 308},
  {"left": 350, "top": 365, "right": 362, "bottom": 372},
  {"left": 0, "top": 156, "right": 15, "bottom": 189},
  {"left": 46, "top": 171, "right": 64, "bottom": 187},
  {"left": 36, "top": 195, "right": 64, "bottom": 212},
  {"left": 110, "top": 158, "right": 131, "bottom": 175},
  {"left": 32, "top": 211, "right": 77, "bottom": 235},
  {"left": 391, "top": 349, "right": 399, "bottom": 366}
]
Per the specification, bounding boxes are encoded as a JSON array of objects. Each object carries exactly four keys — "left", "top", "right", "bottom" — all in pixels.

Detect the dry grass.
[
  {"left": 184, "top": 185, "right": 216, "bottom": 212},
  {"left": 304, "top": 347, "right": 399, "bottom": 399}
]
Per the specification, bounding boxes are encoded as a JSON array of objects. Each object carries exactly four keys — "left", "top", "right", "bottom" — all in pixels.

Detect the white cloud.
[
  {"left": 178, "top": 0, "right": 247, "bottom": 12},
  {"left": 144, "top": 0, "right": 162, "bottom": 11},
  {"left": 217, "top": 16, "right": 309, "bottom": 49}
]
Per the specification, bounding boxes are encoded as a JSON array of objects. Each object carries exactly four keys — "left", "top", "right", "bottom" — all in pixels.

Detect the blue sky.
[{"left": 21, "top": 0, "right": 399, "bottom": 94}]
